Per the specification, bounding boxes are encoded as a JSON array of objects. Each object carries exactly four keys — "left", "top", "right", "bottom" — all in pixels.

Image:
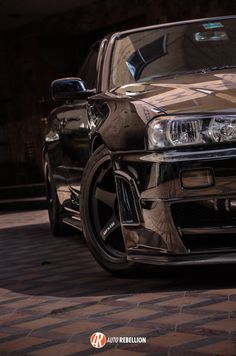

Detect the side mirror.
[{"left": 51, "top": 77, "right": 90, "bottom": 101}]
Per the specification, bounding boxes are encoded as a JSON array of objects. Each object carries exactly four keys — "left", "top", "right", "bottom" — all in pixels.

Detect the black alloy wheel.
[
  {"left": 92, "top": 159, "right": 125, "bottom": 257},
  {"left": 80, "top": 145, "right": 139, "bottom": 274}
]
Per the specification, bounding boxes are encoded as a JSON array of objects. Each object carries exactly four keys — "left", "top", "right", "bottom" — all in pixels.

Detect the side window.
[{"left": 79, "top": 43, "right": 100, "bottom": 90}]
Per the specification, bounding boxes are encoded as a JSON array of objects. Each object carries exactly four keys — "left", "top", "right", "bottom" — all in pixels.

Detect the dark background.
[{"left": 0, "top": 0, "right": 235, "bottom": 187}]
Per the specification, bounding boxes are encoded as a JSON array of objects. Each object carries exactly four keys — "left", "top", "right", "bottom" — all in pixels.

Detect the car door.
[
  {"left": 59, "top": 43, "right": 100, "bottom": 213},
  {"left": 45, "top": 106, "right": 72, "bottom": 208}
]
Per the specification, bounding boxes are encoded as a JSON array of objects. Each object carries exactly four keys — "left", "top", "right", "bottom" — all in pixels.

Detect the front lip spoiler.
[{"left": 128, "top": 251, "right": 236, "bottom": 266}]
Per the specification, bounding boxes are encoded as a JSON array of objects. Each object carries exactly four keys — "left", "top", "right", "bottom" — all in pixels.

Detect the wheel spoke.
[
  {"left": 100, "top": 214, "right": 120, "bottom": 242},
  {"left": 95, "top": 187, "right": 116, "bottom": 209}
]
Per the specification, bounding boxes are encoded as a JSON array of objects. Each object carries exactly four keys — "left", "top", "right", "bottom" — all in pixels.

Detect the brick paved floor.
[{"left": 0, "top": 210, "right": 236, "bottom": 355}]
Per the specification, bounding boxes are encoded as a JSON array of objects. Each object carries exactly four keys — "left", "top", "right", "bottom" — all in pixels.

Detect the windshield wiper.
[
  {"left": 139, "top": 66, "right": 236, "bottom": 82},
  {"left": 201, "top": 65, "right": 236, "bottom": 73},
  {"left": 138, "top": 66, "right": 236, "bottom": 83},
  {"left": 139, "top": 69, "right": 211, "bottom": 81}
]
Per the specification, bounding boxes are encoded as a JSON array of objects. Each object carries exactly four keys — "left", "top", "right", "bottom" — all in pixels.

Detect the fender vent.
[{"left": 115, "top": 175, "right": 141, "bottom": 225}]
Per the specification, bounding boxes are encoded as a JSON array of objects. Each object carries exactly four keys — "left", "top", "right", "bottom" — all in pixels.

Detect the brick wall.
[{"left": 1, "top": 0, "right": 236, "bottom": 185}]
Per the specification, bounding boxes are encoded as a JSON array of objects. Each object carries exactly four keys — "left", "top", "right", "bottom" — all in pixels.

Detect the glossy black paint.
[{"left": 44, "top": 16, "right": 236, "bottom": 266}]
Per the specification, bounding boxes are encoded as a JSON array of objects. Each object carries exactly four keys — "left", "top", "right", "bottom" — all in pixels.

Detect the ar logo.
[{"left": 90, "top": 332, "right": 107, "bottom": 348}]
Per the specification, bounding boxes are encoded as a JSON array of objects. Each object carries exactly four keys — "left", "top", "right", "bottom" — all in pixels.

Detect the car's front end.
[
  {"left": 113, "top": 134, "right": 236, "bottom": 265},
  {"left": 104, "top": 16, "right": 236, "bottom": 265}
]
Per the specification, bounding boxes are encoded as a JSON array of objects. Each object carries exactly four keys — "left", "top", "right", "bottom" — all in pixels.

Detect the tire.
[
  {"left": 45, "top": 157, "right": 69, "bottom": 236},
  {"left": 80, "top": 145, "right": 140, "bottom": 275}
]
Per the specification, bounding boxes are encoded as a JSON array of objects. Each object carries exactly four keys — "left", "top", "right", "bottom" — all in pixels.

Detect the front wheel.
[{"left": 80, "top": 146, "right": 139, "bottom": 275}]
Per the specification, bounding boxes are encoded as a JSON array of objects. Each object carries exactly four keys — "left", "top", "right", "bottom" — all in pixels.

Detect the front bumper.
[{"left": 112, "top": 146, "right": 236, "bottom": 265}]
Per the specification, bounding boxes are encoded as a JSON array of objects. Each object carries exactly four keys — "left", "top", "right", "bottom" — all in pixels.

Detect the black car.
[{"left": 44, "top": 16, "right": 236, "bottom": 274}]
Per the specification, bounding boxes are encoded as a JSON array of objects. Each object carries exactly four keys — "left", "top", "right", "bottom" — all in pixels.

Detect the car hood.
[{"left": 119, "top": 69, "right": 236, "bottom": 115}]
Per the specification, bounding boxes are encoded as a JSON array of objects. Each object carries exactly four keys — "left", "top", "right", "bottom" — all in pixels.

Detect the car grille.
[{"left": 171, "top": 200, "right": 236, "bottom": 253}]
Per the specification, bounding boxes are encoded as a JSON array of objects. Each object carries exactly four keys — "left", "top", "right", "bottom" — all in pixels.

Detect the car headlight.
[
  {"left": 147, "top": 115, "right": 236, "bottom": 149},
  {"left": 209, "top": 116, "right": 236, "bottom": 142}
]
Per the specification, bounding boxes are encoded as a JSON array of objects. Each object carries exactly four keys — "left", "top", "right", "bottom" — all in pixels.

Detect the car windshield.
[{"left": 109, "top": 18, "right": 236, "bottom": 89}]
